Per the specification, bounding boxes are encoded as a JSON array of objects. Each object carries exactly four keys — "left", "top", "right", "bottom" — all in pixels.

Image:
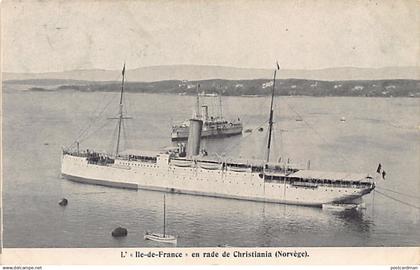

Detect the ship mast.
[
  {"left": 218, "top": 85, "right": 223, "bottom": 120},
  {"left": 266, "top": 62, "right": 279, "bottom": 162},
  {"left": 195, "top": 84, "right": 201, "bottom": 118},
  {"left": 115, "top": 63, "right": 126, "bottom": 157},
  {"left": 163, "top": 194, "right": 166, "bottom": 237}
]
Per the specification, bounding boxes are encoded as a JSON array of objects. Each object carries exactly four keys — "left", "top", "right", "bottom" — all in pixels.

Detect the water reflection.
[
  {"left": 329, "top": 209, "right": 373, "bottom": 233},
  {"left": 63, "top": 178, "right": 376, "bottom": 247},
  {"left": 129, "top": 189, "right": 376, "bottom": 247}
]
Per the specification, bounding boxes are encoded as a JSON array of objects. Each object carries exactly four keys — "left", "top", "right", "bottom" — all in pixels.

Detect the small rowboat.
[
  {"left": 144, "top": 194, "right": 177, "bottom": 244},
  {"left": 144, "top": 232, "right": 177, "bottom": 244},
  {"left": 322, "top": 203, "right": 358, "bottom": 211}
]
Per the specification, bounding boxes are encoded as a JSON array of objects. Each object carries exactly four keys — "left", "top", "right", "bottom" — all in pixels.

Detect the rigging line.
[
  {"left": 218, "top": 87, "right": 223, "bottom": 119},
  {"left": 376, "top": 186, "right": 420, "bottom": 200},
  {"left": 123, "top": 77, "right": 130, "bottom": 114},
  {"left": 83, "top": 88, "right": 115, "bottom": 119},
  {"left": 275, "top": 123, "right": 285, "bottom": 161},
  {"left": 127, "top": 119, "right": 133, "bottom": 141},
  {"left": 122, "top": 119, "right": 130, "bottom": 150},
  {"left": 75, "top": 120, "right": 107, "bottom": 145},
  {"left": 221, "top": 119, "right": 269, "bottom": 155},
  {"left": 109, "top": 120, "right": 119, "bottom": 154},
  {"left": 77, "top": 95, "right": 107, "bottom": 131},
  {"left": 265, "top": 125, "right": 281, "bottom": 162},
  {"left": 374, "top": 190, "right": 420, "bottom": 210},
  {"left": 283, "top": 101, "right": 353, "bottom": 166},
  {"left": 74, "top": 116, "right": 108, "bottom": 143},
  {"left": 69, "top": 74, "right": 125, "bottom": 149},
  {"left": 222, "top": 93, "right": 279, "bottom": 159},
  {"left": 120, "top": 120, "right": 126, "bottom": 151},
  {"left": 209, "top": 96, "right": 213, "bottom": 117},
  {"left": 213, "top": 94, "right": 217, "bottom": 118},
  {"left": 272, "top": 124, "right": 284, "bottom": 162},
  {"left": 121, "top": 86, "right": 132, "bottom": 138},
  {"left": 78, "top": 119, "right": 114, "bottom": 145},
  {"left": 238, "top": 85, "right": 272, "bottom": 123},
  {"left": 72, "top": 93, "right": 119, "bottom": 146},
  {"left": 270, "top": 128, "right": 278, "bottom": 162},
  {"left": 76, "top": 91, "right": 118, "bottom": 138},
  {"left": 73, "top": 73, "right": 123, "bottom": 145}
]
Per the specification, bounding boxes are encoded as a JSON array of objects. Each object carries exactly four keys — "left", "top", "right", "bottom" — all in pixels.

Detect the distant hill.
[
  {"left": 9, "top": 78, "right": 420, "bottom": 97},
  {"left": 3, "top": 65, "right": 420, "bottom": 82}
]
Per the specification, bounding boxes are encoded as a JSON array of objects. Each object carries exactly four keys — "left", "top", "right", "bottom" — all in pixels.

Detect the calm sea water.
[{"left": 3, "top": 85, "right": 420, "bottom": 247}]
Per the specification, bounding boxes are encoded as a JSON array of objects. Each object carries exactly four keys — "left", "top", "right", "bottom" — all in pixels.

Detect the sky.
[{"left": 1, "top": 0, "right": 419, "bottom": 73}]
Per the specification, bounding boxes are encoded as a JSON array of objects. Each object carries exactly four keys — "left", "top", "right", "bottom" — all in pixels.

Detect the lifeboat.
[
  {"left": 227, "top": 165, "right": 251, "bottom": 173},
  {"left": 170, "top": 159, "right": 193, "bottom": 167},
  {"left": 197, "top": 162, "right": 222, "bottom": 170}
]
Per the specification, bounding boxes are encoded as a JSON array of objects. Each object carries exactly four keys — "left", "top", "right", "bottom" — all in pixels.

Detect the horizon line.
[{"left": 3, "top": 64, "right": 420, "bottom": 74}]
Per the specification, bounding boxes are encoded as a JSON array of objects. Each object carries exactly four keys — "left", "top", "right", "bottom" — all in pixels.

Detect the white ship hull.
[
  {"left": 171, "top": 125, "right": 243, "bottom": 141},
  {"left": 61, "top": 154, "right": 373, "bottom": 207}
]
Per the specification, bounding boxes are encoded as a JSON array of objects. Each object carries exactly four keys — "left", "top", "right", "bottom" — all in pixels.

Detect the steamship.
[
  {"left": 61, "top": 64, "right": 376, "bottom": 207},
  {"left": 171, "top": 88, "right": 243, "bottom": 141}
]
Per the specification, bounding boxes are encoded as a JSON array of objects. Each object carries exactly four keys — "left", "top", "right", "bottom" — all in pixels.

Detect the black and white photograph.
[{"left": 1, "top": 0, "right": 419, "bottom": 265}]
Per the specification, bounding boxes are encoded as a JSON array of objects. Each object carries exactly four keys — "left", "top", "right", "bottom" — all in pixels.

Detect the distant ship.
[
  {"left": 171, "top": 87, "right": 243, "bottom": 141},
  {"left": 61, "top": 63, "right": 376, "bottom": 207}
]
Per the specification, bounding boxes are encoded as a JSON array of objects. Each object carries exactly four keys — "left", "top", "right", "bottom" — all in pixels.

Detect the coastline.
[{"left": 4, "top": 78, "right": 420, "bottom": 98}]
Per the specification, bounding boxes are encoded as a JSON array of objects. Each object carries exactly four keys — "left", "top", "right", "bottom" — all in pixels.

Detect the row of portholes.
[
  {"left": 323, "top": 189, "right": 358, "bottom": 193},
  {"left": 265, "top": 185, "right": 358, "bottom": 192},
  {"left": 75, "top": 166, "right": 324, "bottom": 192},
  {"left": 171, "top": 167, "right": 252, "bottom": 176},
  {"left": 169, "top": 175, "right": 262, "bottom": 186},
  {"left": 119, "top": 162, "right": 157, "bottom": 168}
]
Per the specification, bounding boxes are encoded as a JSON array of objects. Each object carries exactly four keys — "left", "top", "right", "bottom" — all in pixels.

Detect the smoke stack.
[
  {"left": 187, "top": 119, "right": 203, "bottom": 158},
  {"left": 201, "top": 106, "right": 208, "bottom": 121}
]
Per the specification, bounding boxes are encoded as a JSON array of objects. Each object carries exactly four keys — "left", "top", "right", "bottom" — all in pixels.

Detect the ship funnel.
[
  {"left": 186, "top": 119, "right": 203, "bottom": 158},
  {"left": 201, "top": 106, "right": 208, "bottom": 121}
]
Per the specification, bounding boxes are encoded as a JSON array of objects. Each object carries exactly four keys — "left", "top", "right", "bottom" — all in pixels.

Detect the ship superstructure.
[
  {"left": 61, "top": 64, "right": 375, "bottom": 207},
  {"left": 171, "top": 86, "right": 243, "bottom": 141}
]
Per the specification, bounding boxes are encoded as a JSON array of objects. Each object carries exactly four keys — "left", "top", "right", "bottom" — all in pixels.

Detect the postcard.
[{"left": 1, "top": 0, "right": 419, "bottom": 267}]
